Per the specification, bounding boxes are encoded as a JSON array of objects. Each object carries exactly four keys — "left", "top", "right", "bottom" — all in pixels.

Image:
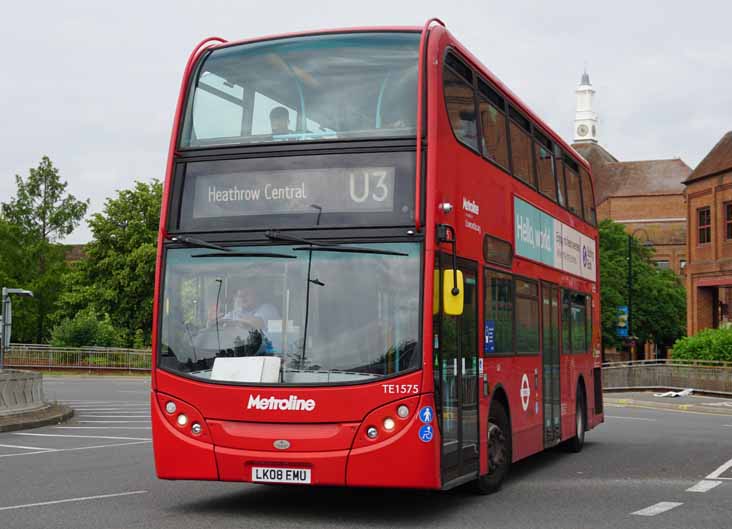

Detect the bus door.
[
  {"left": 434, "top": 255, "right": 479, "bottom": 484},
  {"left": 541, "top": 283, "right": 561, "bottom": 447}
]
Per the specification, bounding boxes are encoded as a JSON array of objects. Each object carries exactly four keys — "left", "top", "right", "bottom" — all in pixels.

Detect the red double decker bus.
[{"left": 152, "top": 19, "right": 603, "bottom": 493}]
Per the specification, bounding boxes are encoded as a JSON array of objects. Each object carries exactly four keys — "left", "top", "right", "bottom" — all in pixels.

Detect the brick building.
[
  {"left": 570, "top": 72, "right": 691, "bottom": 275},
  {"left": 684, "top": 131, "right": 732, "bottom": 334}
]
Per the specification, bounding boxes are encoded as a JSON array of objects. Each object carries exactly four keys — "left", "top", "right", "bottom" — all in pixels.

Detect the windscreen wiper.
[
  {"left": 166, "top": 234, "right": 230, "bottom": 252},
  {"left": 265, "top": 230, "right": 407, "bottom": 256},
  {"left": 292, "top": 246, "right": 407, "bottom": 256},
  {"left": 192, "top": 252, "right": 296, "bottom": 259}
]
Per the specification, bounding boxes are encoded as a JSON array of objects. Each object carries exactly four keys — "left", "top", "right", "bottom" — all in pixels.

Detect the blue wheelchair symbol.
[
  {"left": 419, "top": 424, "right": 434, "bottom": 443},
  {"left": 419, "top": 406, "right": 434, "bottom": 424}
]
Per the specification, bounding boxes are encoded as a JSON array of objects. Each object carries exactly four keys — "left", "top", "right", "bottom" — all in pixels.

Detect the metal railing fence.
[
  {"left": 602, "top": 358, "right": 732, "bottom": 369},
  {"left": 4, "top": 343, "right": 152, "bottom": 371}
]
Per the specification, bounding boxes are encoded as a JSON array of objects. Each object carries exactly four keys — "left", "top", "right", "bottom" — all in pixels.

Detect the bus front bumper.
[{"left": 152, "top": 391, "right": 441, "bottom": 489}]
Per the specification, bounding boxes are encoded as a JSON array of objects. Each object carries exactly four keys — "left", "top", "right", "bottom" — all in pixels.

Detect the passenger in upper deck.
[{"left": 270, "top": 106, "right": 293, "bottom": 135}]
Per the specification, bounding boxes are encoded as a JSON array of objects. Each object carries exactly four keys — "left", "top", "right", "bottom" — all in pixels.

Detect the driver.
[{"left": 222, "top": 286, "right": 280, "bottom": 330}]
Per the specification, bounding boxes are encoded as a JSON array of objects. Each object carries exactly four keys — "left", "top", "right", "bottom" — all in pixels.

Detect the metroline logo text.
[{"left": 247, "top": 394, "right": 316, "bottom": 412}]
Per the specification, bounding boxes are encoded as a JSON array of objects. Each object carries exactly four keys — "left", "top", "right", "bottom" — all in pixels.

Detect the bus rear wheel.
[
  {"left": 475, "top": 402, "right": 511, "bottom": 494},
  {"left": 565, "top": 388, "right": 586, "bottom": 453}
]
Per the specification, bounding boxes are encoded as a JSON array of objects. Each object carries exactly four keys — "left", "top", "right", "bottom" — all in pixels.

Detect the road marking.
[
  {"left": 631, "top": 502, "right": 683, "bottom": 516},
  {"left": 55, "top": 426, "right": 151, "bottom": 430},
  {"left": 75, "top": 413, "right": 150, "bottom": 419},
  {"left": 0, "top": 440, "right": 150, "bottom": 458},
  {"left": 606, "top": 415, "right": 657, "bottom": 422},
  {"left": 606, "top": 403, "right": 732, "bottom": 417},
  {"left": 706, "top": 456, "right": 732, "bottom": 480},
  {"left": 12, "top": 433, "right": 151, "bottom": 441},
  {"left": 78, "top": 419, "right": 150, "bottom": 424},
  {"left": 0, "top": 490, "right": 147, "bottom": 511},
  {"left": 686, "top": 480, "right": 722, "bottom": 493},
  {"left": 0, "top": 443, "right": 56, "bottom": 451}
]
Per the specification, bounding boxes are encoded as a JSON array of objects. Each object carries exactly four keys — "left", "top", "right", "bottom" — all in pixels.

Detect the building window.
[
  {"left": 680, "top": 259, "right": 687, "bottom": 270},
  {"left": 655, "top": 260, "right": 670, "bottom": 270},
  {"left": 725, "top": 202, "right": 732, "bottom": 240},
  {"left": 698, "top": 207, "right": 711, "bottom": 245}
]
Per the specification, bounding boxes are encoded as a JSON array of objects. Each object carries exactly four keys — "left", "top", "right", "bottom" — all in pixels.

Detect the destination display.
[
  {"left": 514, "top": 197, "right": 596, "bottom": 282},
  {"left": 175, "top": 152, "right": 416, "bottom": 231},
  {"left": 192, "top": 166, "right": 395, "bottom": 219}
]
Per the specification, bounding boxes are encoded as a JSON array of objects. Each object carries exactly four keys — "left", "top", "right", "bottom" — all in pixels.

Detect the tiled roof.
[
  {"left": 685, "top": 131, "right": 732, "bottom": 183},
  {"left": 593, "top": 159, "right": 691, "bottom": 204}
]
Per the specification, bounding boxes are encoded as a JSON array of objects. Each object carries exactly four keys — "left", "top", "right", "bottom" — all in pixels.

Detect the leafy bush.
[
  {"left": 50, "top": 311, "right": 123, "bottom": 348},
  {"left": 672, "top": 327, "right": 732, "bottom": 362}
]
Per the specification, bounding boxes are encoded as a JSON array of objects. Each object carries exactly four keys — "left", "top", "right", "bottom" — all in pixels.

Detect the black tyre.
[
  {"left": 475, "top": 401, "right": 511, "bottom": 494},
  {"left": 566, "top": 388, "right": 586, "bottom": 453}
]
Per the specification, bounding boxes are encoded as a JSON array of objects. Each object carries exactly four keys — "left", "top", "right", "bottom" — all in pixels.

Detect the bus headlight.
[
  {"left": 397, "top": 405, "right": 409, "bottom": 418},
  {"left": 383, "top": 418, "right": 395, "bottom": 431},
  {"left": 191, "top": 423, "right": 202, "bottom": 435},
  {"left": 177, "top": 414, "right": 188, "bottom": 427},
  {"left": 366, "top": 426, "right": 378, "bottom": 439},
  {"left": 165, "top": 401, "right": 177, "bottom": 414}
]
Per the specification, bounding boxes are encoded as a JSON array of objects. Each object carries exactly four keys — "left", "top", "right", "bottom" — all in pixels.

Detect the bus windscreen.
[
  {"left": 179, "top": 32, "right": 420, "bottom": 147},
  {"left": 158, "top": 242, "right": 421, "bottom": 385}
]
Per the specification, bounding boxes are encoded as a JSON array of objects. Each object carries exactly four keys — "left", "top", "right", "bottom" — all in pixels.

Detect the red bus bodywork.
[{"left": 151, "top": 20, "right": 603, "bottom": 490}]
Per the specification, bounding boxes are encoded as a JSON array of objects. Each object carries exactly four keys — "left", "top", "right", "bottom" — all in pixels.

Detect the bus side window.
[
  {"left": 484, "top": 269, "right": 514, "bottom": 354},
  {"left": 564, "top": 163, "right": 582, "bottom": 217},
  {"left": 443, "top": 55, "right": 479, "bottom": 152},
  {"left": 508, "top": 107, "right": 534, "bottom": 187},
  {"left": 535, "top": 133, "right": 556, "bottom": 201},
  {"left": 580, "top": 168, "right": 597, "bottom": 225},
  {"left": 477, "top": 79, "right": 509, "bottom": 169},
  {"left": 555, "top": 147, "right": 567, "bottom": 206}
]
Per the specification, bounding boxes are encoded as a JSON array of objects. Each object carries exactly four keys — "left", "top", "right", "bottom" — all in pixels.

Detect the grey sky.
[{"left": 2, "top": 0, "right": 730, "bottom": 243}]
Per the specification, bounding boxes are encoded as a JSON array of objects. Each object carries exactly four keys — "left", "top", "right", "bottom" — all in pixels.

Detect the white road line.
[
  {"left": 0, "top": 440, "right": 150, "bottom": 458},
  {"left": 0, "top": 443, "right": 56, "bottom": 451},
  {"left": 631, "top": 502, "right": 683, "bottom": 516},
  {"left": 0, "top": 490, "right": 147, "bottom": 511},
  {"left": 606, "top": 415, "right": 658, "bottom": 422},
  {"left": 78, "top": 419, "right": 150, "bottom": 424},
  {"left": 12, "top": 433, "right": 150, "bottom": 441},
  {"left": 706, "top": 456, "right": 732, "bottom": 479},
  {"left": 79, "top": 413, "right": 150, "bottom": 419},
  {"left": 55, "top": 426, "right": 151, "bottom": 430},
  {"left": 686, "top": 480, "right": 722, "bottom": 493}
]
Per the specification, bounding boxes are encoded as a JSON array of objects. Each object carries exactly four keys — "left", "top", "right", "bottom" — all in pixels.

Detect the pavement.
[
  {"left": 0, "top": 403, "right": 73, "bottom": 432},
  {"left": 0, "top": 377, "right": 731, "bottom": 529},
  {"left": 605, "top": 390, "right": 732, "bottom": 416}
]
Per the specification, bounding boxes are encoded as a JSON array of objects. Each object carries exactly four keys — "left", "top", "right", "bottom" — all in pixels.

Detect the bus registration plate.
[{"left": 251, "top": 466, "right": 312, "bottom": 484}]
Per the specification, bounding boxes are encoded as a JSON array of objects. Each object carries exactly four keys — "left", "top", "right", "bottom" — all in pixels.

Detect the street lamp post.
[{"left": 0, "top": 287, "right": 34, "bottom": 369}]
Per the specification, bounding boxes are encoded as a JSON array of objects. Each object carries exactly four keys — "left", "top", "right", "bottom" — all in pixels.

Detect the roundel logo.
[{"left": 520, "top": 374, "right": 531, "bottom": 412}]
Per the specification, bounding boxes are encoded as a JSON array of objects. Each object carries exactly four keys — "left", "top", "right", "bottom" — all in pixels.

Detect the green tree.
[
  {"left": 50, "top": 310, "right": 122, "bottom": 348},
  {"left": 599, "top": 219, "right": 686, "bottom": 350},
  {"left": 57, "top": 180, "right": 161, "bottom": 347},
  {"left": 1, "top": 157, "right": 88, "bottom": 342}
]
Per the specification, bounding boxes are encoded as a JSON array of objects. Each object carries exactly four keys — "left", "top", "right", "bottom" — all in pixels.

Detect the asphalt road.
[{"left": 1, "top": 376, "right": 731, "bottom": 529}]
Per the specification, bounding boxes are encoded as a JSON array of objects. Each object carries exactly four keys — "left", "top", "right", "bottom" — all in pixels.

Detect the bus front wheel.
[{"left": 475, "top": 401, "right": 511, "bottom": 494}]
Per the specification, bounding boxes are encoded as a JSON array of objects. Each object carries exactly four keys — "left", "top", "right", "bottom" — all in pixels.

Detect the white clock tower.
[{"left": 574, "top": 70, "right": 598, "bottom": 143}]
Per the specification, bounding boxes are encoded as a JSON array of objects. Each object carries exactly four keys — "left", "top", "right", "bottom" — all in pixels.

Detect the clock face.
[{"left": 577, "top": 124, "right": 589, "bottom": 137}]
